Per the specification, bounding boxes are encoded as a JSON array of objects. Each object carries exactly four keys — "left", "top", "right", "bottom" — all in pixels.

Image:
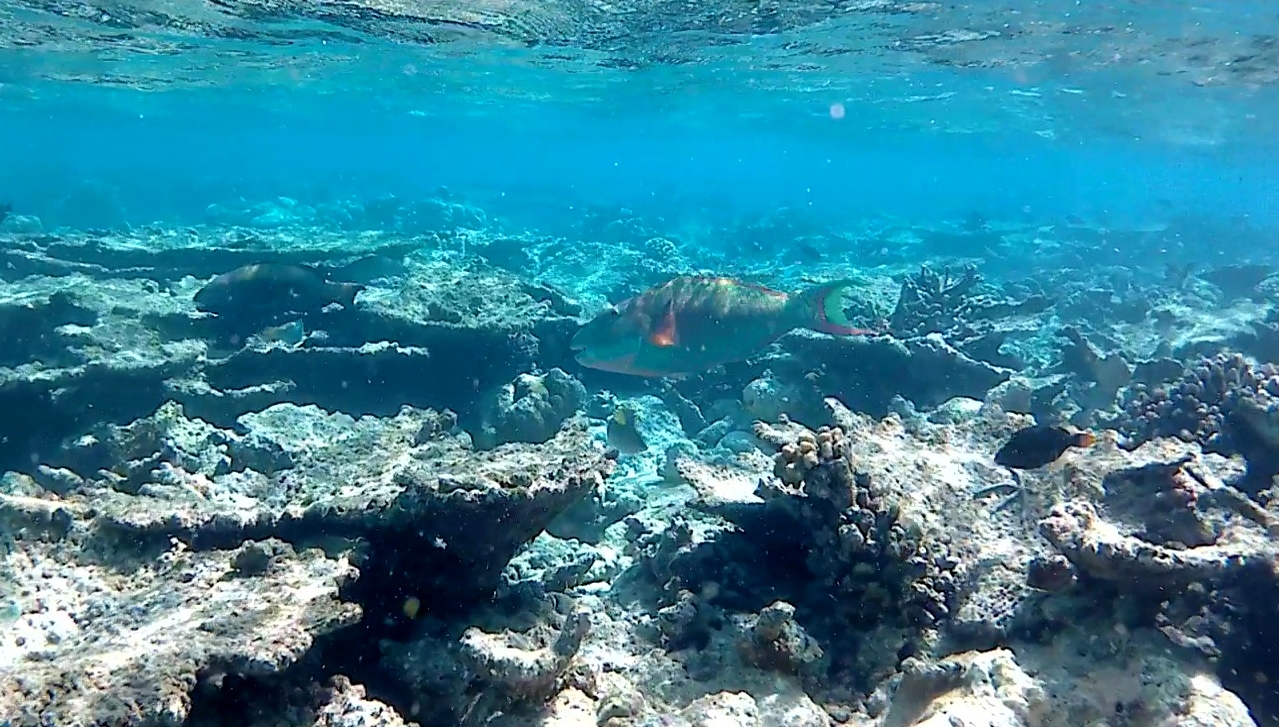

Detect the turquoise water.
[
  {"left": 6, "top": 2, "right": 1279, "bottom": 725},
  {"left": 4, "top": 21, "right": 1279, "bottom": 235}
]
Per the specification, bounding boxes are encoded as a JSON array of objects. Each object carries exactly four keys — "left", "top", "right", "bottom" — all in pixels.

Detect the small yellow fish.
[{"left": 606, "top": 405, "right": 648, "bottom": 455}]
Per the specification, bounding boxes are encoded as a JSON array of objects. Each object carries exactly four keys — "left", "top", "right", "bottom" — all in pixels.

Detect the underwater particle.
[
  {"left": 605, "top": 404, "right": 647, "bottom": 455},
  {"left": 994, "top": 424, "right": 1095, "bottom": 470},
  {"left": 570, "top": 275, "right": 877, "bottom": 378},
  {"left": 194, "top": 262, "right": 365, "bottom": 320},
  {"left": 829, "top": 102, "right": 846, "bottom": 119},
  {"left": 403, "top": 597, "right": 421, "bottom": 619}
]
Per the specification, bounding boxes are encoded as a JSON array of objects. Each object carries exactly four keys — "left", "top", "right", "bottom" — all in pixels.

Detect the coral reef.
[
  {"left": 1115, "top": 351, "right": 1279, "bottom": 490},
  {"left": 653, "top": 398, "right": 1275, "bottom": 726},
  {"left": 2, "top": 201, "right": 1279, "bottom": 727},
  {"left": 478, "top": 368, "right": 588, "bottom": 448},
  {"left": 205, "top": 191, "right": 487, "bottom": 234},
  {"left": 0, "top": 397, "right": 610, "bottom": 726},
  {"left": 0, "top": 514, "right": 358, "bottom": 725},
  {"left": 0, "top": 230, "right": 581, "bottom": 473},
  {"left": 888, "top": 264, "right": 1051, "bottom": 370}
]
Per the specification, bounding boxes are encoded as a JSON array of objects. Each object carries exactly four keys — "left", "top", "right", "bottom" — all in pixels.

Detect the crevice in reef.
[{"left": 1212, "top": 562, "right": 1279, "bottom": 722}]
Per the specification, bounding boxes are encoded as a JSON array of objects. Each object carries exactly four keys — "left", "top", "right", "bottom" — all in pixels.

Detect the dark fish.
[
  {"left": 995, "top": 425, "right": 1096, "bottom": 470},
  {"left": 795, "top": 241, "right": 825, "bottom": 261},
  {"left": 194, "top": 263, "right": 365, "bottom": 321},
  {"left": 571, "top": 275, "right": 876, "bottom": 378},
  {"left": 336, "top": 253, "right": 407, "bottom": 283},
  {"left": 0, "top": 203, "right": 10, "bottom": 223},
  {"left": 605, "top": 404, "right": 647, "bottom": 455},
  {"left": 1200, "top": 264, "right": 1273, "bottom": 299}
]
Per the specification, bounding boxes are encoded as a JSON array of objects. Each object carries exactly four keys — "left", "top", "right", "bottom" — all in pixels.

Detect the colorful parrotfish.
[{"left": 571, "top": 275, "right": 876, "bottom": 378}]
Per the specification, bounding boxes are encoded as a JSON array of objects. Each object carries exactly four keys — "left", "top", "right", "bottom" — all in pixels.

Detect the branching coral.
[
  {"left": 889, "top": 263, "right": 985, "bottom": 339},
  {"left": 887, "top": 263, "right": 1050, "bottom": 369}
]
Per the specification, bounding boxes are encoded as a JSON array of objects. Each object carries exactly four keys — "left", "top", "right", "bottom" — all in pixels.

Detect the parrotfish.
[
  {"left": 194, "top": 262, "right": 365, "bottom": 322},
  {"left": 994, "top": 425, "right": 1096, "bottom": 470},
  {"left": 571, "top": 275, "right": 876, "bottom": 378}
]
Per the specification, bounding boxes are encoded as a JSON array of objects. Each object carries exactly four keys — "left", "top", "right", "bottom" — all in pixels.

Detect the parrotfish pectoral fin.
[
  {"left": 795, "top": 279, "right": 879, "bottom": 336},
  {"left": 647, "top": 300, "right": 680, "bottom": 347}
]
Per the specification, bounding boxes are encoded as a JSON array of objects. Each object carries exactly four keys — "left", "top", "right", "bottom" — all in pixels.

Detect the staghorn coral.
[
  {"left": 889, "top": 263, "right": 986, "bottom": 339},
  {"left": 887, "top": 263, "right": 1050, "bottom": 371}
]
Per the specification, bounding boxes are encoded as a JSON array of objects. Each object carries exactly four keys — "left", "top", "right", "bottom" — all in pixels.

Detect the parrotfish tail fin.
[{"left": 794, "top": 279, "right": 878, "bottom": 336}]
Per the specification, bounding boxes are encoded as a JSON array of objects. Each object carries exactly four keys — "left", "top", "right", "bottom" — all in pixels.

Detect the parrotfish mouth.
[{"left": 574, "top": 348, "right": 643, "bottom": 375}]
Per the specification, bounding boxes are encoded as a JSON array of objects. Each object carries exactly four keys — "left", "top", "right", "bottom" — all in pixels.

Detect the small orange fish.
[{"left": 571, "top": 276, "right": 876, "bottom": 378}]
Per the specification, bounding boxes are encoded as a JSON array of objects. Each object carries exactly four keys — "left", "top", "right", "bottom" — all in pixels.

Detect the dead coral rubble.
[
  {"left": 476, "top": 368, "right": 588, "bottom": 448},
  {"left": 0, "top": 511, "right": 358, "bottom": 726},
  {"left": 0, "top": 401, "right": 611, "bottom": 726},
  {"left": 759, "top": 331, "right": 1013, "bottom": 419},
  {"left": 1035, "top": 439, "right": 1279, "bottom": 722},
  {"left": 0, "top": 240, "right": 581, "bottom": 475}
]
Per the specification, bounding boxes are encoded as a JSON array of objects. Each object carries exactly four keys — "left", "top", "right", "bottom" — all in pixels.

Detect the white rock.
[{"left": 683, "top": 692, "right": 762, "bottom": 727}]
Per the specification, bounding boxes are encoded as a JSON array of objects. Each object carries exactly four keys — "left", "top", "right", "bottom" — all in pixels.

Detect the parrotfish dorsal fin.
[{"left": 648, "top": 300, "right": 680, "bottom": 347}]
